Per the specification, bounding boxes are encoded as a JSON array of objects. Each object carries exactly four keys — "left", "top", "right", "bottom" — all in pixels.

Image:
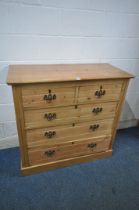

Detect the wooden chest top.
[{"left": 7, "top": 63, "right": 133, "bottom": 84}]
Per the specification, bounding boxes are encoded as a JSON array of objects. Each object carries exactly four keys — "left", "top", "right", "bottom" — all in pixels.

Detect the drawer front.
[
  {"left": 78, "top": 80, "right": 123, "bottom": 104},
  {"left": 24, "top": 102, "right": 117, "bottom": 129},
  {"left": 22, "top": 80, "right": 123, "bottom": 109},
  {"left": 26, "top": 119, "right": 113, "bottom": 147},
  {"left": 22, "top": 84, "right": 75, "bottom": 109},
  {"left": 28, "top": 136, "right": 111, "bottom": 165}
]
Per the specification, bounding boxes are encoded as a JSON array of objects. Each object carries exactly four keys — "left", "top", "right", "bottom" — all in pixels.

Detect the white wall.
[{"left": 0, "top": 0, "right": 139, "bottom": 147}]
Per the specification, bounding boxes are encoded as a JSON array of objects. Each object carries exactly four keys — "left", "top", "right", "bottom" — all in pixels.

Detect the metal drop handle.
[
  {"left": 90, "top": 124, "right": 99, "bottom": 131},
  {"left": 44, "top": 113, "right": 56, "bottom": 121},
  {"left": 95, "top": 85, "right": 106, "bottom": 97},
  {"left": 88, "top": 143, "right": 97, "bottom": 148},
  {"left": 44, "top": 131, "right": 56, "bottom": 139},
  {"left": 44, "top": 150, "right": 55, "bottom": 157},
  {"left": 43, "top": 89, "right": 56, "bottom": 102},
  {"left": 92, "top": 107, "right": 103, "bottom": 114}
]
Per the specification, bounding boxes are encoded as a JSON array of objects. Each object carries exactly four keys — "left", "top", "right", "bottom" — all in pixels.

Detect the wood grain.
[
  {"left": 22, "top": 80, "right": 122, "bottom": 109},
  {"left": 7, "top": 63, "right": 133, "bottom": 175},
  {"left": 7, "top": 63, "right": 133, "bottom": 84},
  {"left": 12, "top": 86, "right": 29, "bottom": 167},
  {"left": 24, "top": 102, "right": 117, "bottom": 129},
  {"left": 28, "top": 135, "right": 111, "bottom": 165},
  {"left": 110, "top": 79, "right": 130, "bottom": 148},
  {"left": 26, "top": 119, "right": 113, "bottom": 147},
  {"left": 22, "top": 86, "right": 75, "bottom": 108},
  {"left": 21, "top": 149, "right": 112, "bottom": 176}
]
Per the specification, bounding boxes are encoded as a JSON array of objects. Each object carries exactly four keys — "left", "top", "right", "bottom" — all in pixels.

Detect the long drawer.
[
  {"left": 26, "top": 118, "right": 113, "bottom": 147},
  {"left": 28, "top": 135, "right": 111, "bottom": 165},
  {"left": 24, "top": 102, "right": 117, "bottom": 129}
]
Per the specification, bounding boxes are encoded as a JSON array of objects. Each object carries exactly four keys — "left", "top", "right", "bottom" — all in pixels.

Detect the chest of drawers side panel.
[
  {"left": 110, "top": 79, "right": 130, "bottom": 148},
  {"left": 12, "top": 85, "right": 29, "bottom": 167}
]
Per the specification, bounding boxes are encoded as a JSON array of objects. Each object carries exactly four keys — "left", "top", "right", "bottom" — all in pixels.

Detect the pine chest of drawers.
[{"left": 7, "top": 64, "right": 133, "bottom": 175}]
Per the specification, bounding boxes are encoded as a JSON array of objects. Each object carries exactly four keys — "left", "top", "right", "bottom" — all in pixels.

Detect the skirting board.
[
  {"left": 22, "top": 149, "right": 112, "bottom": 176},
  {"left": 0, "top": 119, "right": 138, "bottom": 150},
  {"left": 0, "top": 135, "right": 19, "bottom": 149},
  {"left": 118, "top": 119, "right": 138, "bottom": 129}
]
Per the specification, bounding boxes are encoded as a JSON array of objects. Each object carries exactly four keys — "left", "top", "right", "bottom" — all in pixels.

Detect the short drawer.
[
  {"left": 28, "top": 136, "right": 111, "bottom": 165},
  {"left": 24, "top": 102, "right": 117, "bottom": 129},
  {"left": 22, "top": 84, "right": 75, "bottom": 109},
  {"left": 26, "top": 119, "right": 113, "bottom": 147},
  {"left": 78, "top": 80, "right": 123, "bottom": 104}
]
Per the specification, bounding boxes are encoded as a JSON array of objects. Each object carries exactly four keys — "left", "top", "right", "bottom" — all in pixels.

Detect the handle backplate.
[
  {"left": 95, "top": 86, "right": 106, "bottom": 97},
  {"left": 92, "top": 107, "right": 103, "bottom": 114},
  {"left": 43, "top": 89, "right": 56, "bottom": 102},
  {"left": 44, "top": 131, "right": 56, "bottom": 139},
  {"left": 44, "top": 150, "right": 55, "bottom": 157},
  {"left": 44, "top": 113, "right": 56, "bottom": 121},
  {"left": 88, "top": 143, "right": 97, "bottom": 149},
  {"left": 90, "top": 124, "right": 99, "bottom": 131}
]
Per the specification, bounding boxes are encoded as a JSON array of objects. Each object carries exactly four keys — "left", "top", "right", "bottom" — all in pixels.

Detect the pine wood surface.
[
  {"left": 21, "top": 149, "right": 112, "bottom": 176},
  {"left": 28, "top": 136, "right": 111, "bottom": 165},
  {"left": 12, "top": 86, "right": 29, "bottom": 166},
  {"left": 26, "top": 119, "right": 113, "bottom": 147},
  {"left": 7, "top": 63, "right": 133, "bottom": 175},
  {"left": 22, "top": 80, "right": 122, "bottom": 109},
  {"left": 7, "top": 63, "right": 133, "bottom": 84},
  {"left": 24, "top": 102, "right": 117, "bottom": 129}
]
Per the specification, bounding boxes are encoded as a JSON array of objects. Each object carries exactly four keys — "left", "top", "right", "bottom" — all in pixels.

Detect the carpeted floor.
[{"left": 0, "top": 127, "right": 139, "bottom": 210}]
